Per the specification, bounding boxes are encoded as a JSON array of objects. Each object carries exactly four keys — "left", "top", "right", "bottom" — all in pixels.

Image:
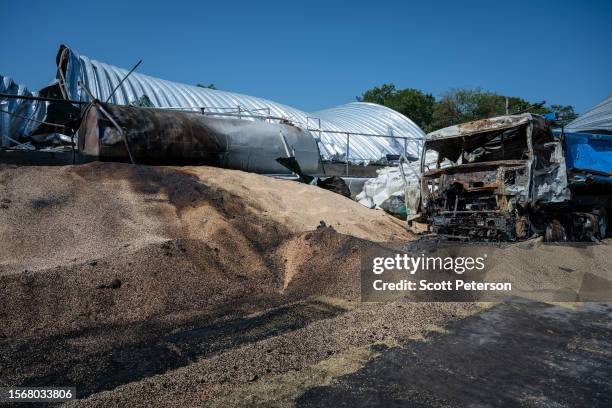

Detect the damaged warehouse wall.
[{"left": 0, "top": 75, "right": 37, "bottom": 147}]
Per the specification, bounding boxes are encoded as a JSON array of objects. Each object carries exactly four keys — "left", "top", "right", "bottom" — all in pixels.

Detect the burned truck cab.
[{"left": 420, "top": 114, "right": 570, "bottom": 241}]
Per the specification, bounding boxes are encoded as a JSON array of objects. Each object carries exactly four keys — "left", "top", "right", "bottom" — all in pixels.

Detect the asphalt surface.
[{"left": 298, "top": 301, "right": 612, "bottom": 408}]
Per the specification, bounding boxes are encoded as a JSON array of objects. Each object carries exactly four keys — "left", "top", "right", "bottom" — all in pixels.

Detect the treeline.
[{"left": 357, "top": 84, "right": 577, "bottom": 133}]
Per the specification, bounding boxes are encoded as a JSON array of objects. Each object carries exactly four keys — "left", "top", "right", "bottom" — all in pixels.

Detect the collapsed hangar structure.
[{"left": 1, "top": 45, "right": 426, "bottom": 176}]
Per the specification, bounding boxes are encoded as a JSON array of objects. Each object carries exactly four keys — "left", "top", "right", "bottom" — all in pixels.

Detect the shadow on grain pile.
[{"left": 0, "top": 163, "right": 386, "bottom": 400}]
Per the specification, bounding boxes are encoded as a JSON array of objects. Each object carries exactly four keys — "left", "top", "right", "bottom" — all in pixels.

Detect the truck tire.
[
  {"left": 545, "top": 219, "right": 566, "bottom": 242},
  {"left": 597, "top": 207, "right": 608, "bottom": 239}
]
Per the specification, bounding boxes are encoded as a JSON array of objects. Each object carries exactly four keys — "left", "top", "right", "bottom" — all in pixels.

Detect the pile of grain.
[{"left": 0, "top": 162, "right": 409, "bottom": 338}]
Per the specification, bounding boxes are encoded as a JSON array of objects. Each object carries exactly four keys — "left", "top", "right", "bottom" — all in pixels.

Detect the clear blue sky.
[{"left": 2, "top": 0, "right": 611, "bottom": 113}]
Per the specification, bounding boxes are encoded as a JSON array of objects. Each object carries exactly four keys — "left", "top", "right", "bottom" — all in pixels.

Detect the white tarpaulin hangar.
[{"left": 52, "top": 45, "right": 425, "bottom": 164}]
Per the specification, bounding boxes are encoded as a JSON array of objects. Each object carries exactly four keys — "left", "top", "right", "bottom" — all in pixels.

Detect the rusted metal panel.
[
  {"left": 421, "top": 161, "right": 532, "bottom": 240},
  {"left": 426, "top": 114, "right": 547, "bottom": 140},
  {"left": 422, "top": 160, "right": 527, "bottom": 177}
]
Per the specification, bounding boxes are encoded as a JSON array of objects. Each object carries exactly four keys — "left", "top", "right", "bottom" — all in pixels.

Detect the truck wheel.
[
  {"left": 545, "top": 219, "right": 566, "bottom": 242},
  {"left": 515, "top": 216, "right": 528, "bottom": 239},
  {"left": 597, "top": 207, "right": 608, "bottom": 239}
]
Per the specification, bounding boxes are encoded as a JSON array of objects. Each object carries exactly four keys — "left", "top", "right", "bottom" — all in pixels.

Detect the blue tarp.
[{"left": 563, "top": 132, "right": 612, "bottom": 176}]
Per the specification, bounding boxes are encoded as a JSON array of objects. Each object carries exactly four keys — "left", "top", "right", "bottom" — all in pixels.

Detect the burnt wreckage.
[
  {"left": 0, "top": 45, "right": 426, "bottom": 173},
  {"left": 419, "top": 114, "right": 611, "bottom": 241}
]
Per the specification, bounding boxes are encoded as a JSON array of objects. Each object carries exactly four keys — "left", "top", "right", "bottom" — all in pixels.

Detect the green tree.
[
  {"left": 358, "top": 84, "right": 436, "bottom": 132},
  {"left": 430, "top": 87, "right": 576, "bottom": 131},
  {"left": 432, "top": 88, "right": 506, "bottom": 129},
  {"left": 358, "top": 83, "right": 397, "bottom": 105}
]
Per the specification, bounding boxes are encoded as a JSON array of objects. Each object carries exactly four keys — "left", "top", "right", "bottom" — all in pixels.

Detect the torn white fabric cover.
[{"left": 356, "top": 163, "right": 420, "bottom": 209}]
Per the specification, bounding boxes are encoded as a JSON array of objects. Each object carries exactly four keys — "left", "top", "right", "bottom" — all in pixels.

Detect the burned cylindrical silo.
[{"left": 78, "top": 102, "right": 321, "bottom": 174}]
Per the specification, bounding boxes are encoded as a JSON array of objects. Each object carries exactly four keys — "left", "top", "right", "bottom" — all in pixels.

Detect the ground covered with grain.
[{"left": 1, "top": 162, "right": 610, "bottom": 407}]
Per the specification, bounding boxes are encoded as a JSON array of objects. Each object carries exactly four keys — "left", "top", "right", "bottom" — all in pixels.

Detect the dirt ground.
[{"left": 0, "top": 162, "right": 611, "bottom": 407}]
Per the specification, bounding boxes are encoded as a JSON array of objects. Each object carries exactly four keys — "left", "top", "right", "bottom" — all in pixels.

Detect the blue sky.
[{"left": 2, "top": 0, "right": 611, "bottom": 113}]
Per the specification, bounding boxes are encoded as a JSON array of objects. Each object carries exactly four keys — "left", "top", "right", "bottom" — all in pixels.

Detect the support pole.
[
  {"left": 105, "top": 59, "right": 143, "bottom": 103},
  {"left": 346, "top": 133, "right": 350, "bottom": 176}
]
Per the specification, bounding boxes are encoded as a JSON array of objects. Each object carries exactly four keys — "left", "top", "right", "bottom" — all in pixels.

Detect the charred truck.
[{"left": 419, "top": 114, "right": 611, "bottom": 241}]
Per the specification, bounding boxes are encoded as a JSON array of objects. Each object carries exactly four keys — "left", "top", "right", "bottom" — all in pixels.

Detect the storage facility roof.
[
  {"left": 566, "top": 94, "right": 612, "bottom": 134},
  {"left": 56, "top": 45, "right": 426, "bottom": 162}
]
